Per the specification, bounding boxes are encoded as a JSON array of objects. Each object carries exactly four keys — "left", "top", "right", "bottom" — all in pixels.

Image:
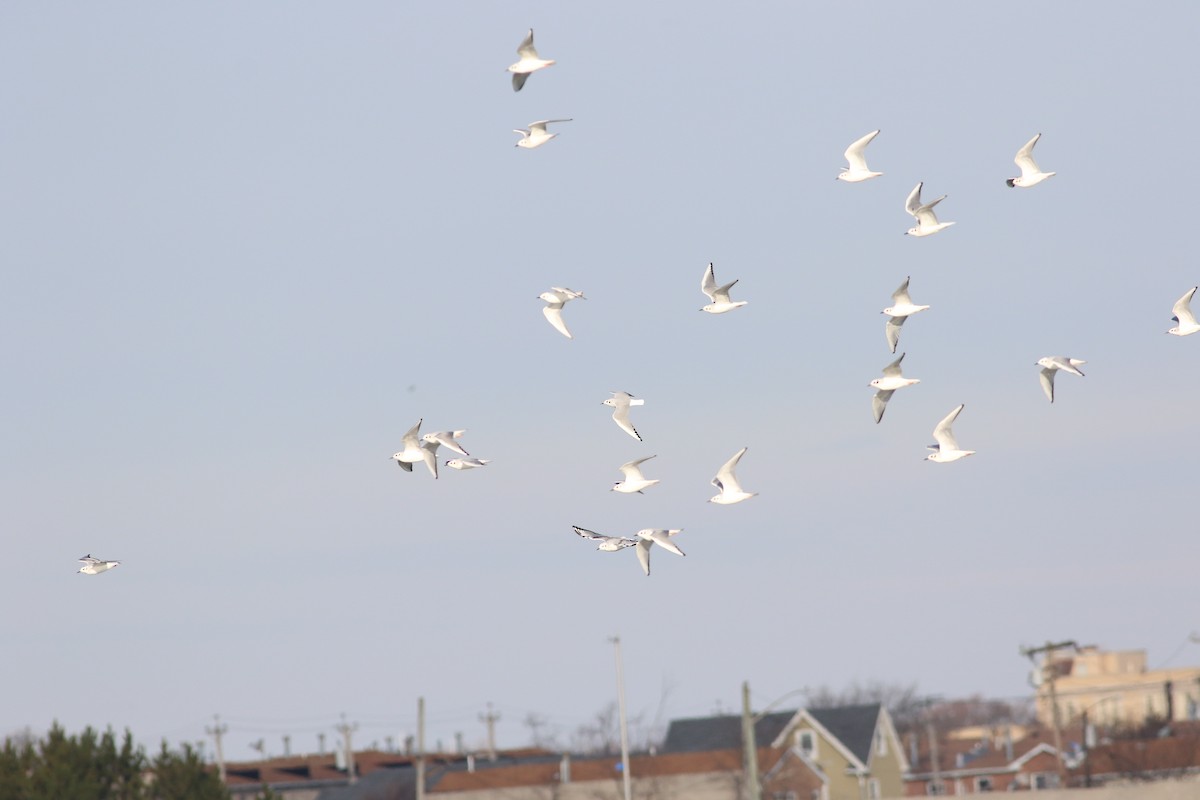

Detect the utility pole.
[
  {"left": 416, "top": 697, "right": 426, "bottom": 800},
  {"left": 479, "top": 702, "right": 500, "bottom": 760},
  {"left": 205, "top": 714, "right": 228, "bottom": 783},
  {"left": 1021, "top": 640, "right": 1078, "bottom": 787},
  {"left": 926, "top": 720, "right": 941, "bottom": 795},
  {"left": 741, "top": 681, "right": 761, "bottom": 800},
  {"left": 610, "top": 636, "right": 633, "bottom": 800},
  {"left": 336, "top": 713, "right": 359, "bottom": 785}
]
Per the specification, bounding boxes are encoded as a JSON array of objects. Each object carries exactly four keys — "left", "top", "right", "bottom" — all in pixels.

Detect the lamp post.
[{"left": 740, "top": 683, "right": 810, "bottom": 800}]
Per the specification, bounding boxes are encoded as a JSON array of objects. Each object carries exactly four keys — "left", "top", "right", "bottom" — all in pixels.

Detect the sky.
[{"left": 3, "top": 0, "right": 1200, "bottom": 763}]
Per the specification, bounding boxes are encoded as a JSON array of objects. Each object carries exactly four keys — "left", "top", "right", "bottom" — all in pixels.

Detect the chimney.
[
  {"left": 318, "top": 733, "right": 327, "bottom": 755},
  {"left": 455, "top": 732, "right": 464, "bottom": 754},
  {"left": 283, "top": 735, "right": 291, "bottom": 757},
  {"left": 1004, "top": 728, "right": 1013, "bottom": 762},
  {"left": 908, "top": 733, "right": 918, "bottom": 769}
]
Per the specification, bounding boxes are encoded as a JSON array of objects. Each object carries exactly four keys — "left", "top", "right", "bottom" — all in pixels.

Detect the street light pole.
[
  {"left": 611, "top": 636, "right": 633, "bottom": 800},
  {"left": 742, "top": 681, "right": 761, "bottom": 800}
]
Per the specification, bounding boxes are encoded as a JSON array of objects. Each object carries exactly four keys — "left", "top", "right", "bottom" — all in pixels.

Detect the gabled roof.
[
  {"left": 769, "top": 704, "right": 883, "bottom": 770},
  {"left": 806, "top": 704, "right": 883, "bottom": 766},
  {"left": 662, "top": 711, "right": 796, "bottom": 753}
]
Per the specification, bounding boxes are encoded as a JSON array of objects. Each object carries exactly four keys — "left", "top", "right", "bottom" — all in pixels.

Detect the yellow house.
[{"left": 769, "top": 704, "right": 908, "bottom": 800}]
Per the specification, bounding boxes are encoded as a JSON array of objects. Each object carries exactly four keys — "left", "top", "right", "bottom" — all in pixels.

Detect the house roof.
[
  {"left": 1083, "top": 732, "right": 1200, "bottom": 779},
  {"left": 805, "top": 704, "right": 882, "bottom": 766},
  {"left": 661, "top": 711, "right": 796, "bottom": 753}
]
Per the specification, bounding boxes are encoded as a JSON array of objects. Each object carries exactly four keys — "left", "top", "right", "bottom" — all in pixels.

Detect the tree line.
[{"left": 0, "top": 723, "right": 262, "bottom": 800}]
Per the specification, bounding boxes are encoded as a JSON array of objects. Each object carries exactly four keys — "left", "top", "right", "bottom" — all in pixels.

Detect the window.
[
  {"left": 975, "top": 777, "right": 993, "bottom": 792},
  {"left": 867, "top": 778, "right": 880, "bottom": 799},
  {"left": 1032, "top": 772, "right": 1060, "bottom": 790},
  {"left": 796, "top": 730, "right": 818, "bottom": 758},
  {"left": 926, "top": 780, "right": 946, "bottom": 796},
  {"left": 875, "top": 728, "right": 888, "bottom": 756}
]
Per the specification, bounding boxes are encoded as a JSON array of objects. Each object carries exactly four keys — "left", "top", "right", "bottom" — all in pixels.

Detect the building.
[
  {"left": 663, "top": 703, "right": 907, "bottom": 800},
  {"left": 1034, "top": 646, "right": 1200, "bottom": 730},
  {"left": 904, "top": 728, "right": 1065, "bottom": 795}
]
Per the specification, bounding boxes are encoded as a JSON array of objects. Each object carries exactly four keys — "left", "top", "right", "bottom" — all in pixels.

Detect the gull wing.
[
  {"left": 516, "top": 29, "right": 538, "bottom": 59},
  {"left": 1172, "top": 287, "right": 1198, "bottom": 326},
  {"left": 420, "top": 442, "right": 439, "bottom": 479},
  {"left": 396, "top": 459, "right": 413, "bottom": 472},
  {"left": 542, "top": 303, "right": 572, "bottom": 338},
  {"left": 872, "top": 389, "right": 895, "bottom": 424},
  {"left": 529, "top": 119, "right": 571, "bottom": 135},
  {"left": 636, "top": 539, "right": 652, "bottom": 576},
  {"left": 1039, "top": 368, "right": 1056, "bottom": 403},
  {"left": 701, "top": 263, "right": 719, "bottom": 301},
  {"left": 1014, "top": 133, "right": 1043, "bottom": 178},
  {"left": 78, "top": 555, "right": 100, "bottom": 564},
  {"left": 611, "top": 404, "right": 642, "bottom": 441},
  {"left": 844, "top": 129, "right": 879, "bottom": 172},
  {"left": 551, "top": 286, "right": 584, "bottom": 300},
  {"left": 401, "top": 418, "right": 423, "bottom": 447},
  {"left": 932, "top": 405, "right": 964, "bottom": 451},
  {"left": 915, "top": 201, "right": 945, "bottom": 228},
  {"left": 885, "top": 315, "right": 907, "bottom": 353},
  {"left": 512, "top": 73, "right": 529, "bottom": 92},
  {"left": 891, "top": 276, "right": 913, "bottom": 306},
  {"left": 881, "top": 352, "right": 905, "bottom": 378},
  {"left": 573, "top": 525, "right": 607, "bottom": 542},
  {"left": 618, "top": 455, "right": 656, "bottom": 480},
  {"left": 640, "top": 529, "right": 685, "bottom": 558},
  {"left": 426, "top": 430, "right": 469, "bottom": 456},
  {"left": 712, "top": 280, "right": 738, "bottom": 304},
  {"left": 713, "top": 447, "right": 748, "bottom": 493},
  {"left": 905, "top": 182, "right": 924, "bottom": 217}
]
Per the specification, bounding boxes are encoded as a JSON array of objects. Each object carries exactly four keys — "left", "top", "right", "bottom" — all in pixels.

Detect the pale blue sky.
[{"left": 3, "top": 1, "right": 1199, "bottom": 761}]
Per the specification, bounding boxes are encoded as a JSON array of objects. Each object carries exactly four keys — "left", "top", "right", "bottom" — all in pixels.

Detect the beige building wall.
[{"left": 1036, "top": 647, "right": 1200, "bottom": 728}]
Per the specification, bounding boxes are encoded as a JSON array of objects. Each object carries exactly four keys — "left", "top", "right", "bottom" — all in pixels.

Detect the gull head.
[{"left": 1006, "top": 178, "right": 1017, "bottom": 188}]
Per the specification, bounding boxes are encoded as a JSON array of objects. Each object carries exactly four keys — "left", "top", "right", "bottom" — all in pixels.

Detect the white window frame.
[
  {"left": 974, "top": 776, "right": 993, "bottom": 792},
  {"left": 875, "top": 728, "right": 888, "bottom": 757},
  {"left": 867, "top": 778, "right": 880, "bottom": 799},
  {"left": 795, "top": 729, "right": 818, "bottom": 759}
]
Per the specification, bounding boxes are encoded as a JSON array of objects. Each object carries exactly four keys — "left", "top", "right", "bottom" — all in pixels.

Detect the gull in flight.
[
  {"left": 869, "top": 353, "right": 921, "bottom": 424},
  {"left": 612, "top": 455, "right": 660, "bottom": 494},
  {"left": 925, "top": 404, "right": 975, "bottom": 463},
  {"left": 700, "top": 262, "right": 747, "bottom": 314},
  {"left": 882, "top": 276, "right": 930, "bottom": 353},
  {"left": 78, "top": 555, "right": 121, "bottom": 575},
  {"left": 603, "top": 391, "right": 644, "bottom": 441},
  {"left": 507, "top": 29, "right": 555, "bottom": 92},
  {"left": 422, "top": 429, "right": 469, "bottom": 456},
  {"left": 904, "top": 182, "right": 955, "bottom": 237},
  {"left": 572, "top": 526, "right": 685, "bottom": 576},
  {"left": 709, "top": 446, "right": 757, "bottom": 504},
  {"left": 1167, "top": 286, "right": 1200, "bottom": 336},
  {"left": 1036, "top": 356, "right": 1086, "bottom": 403},
  {"left": 446, "top": 458, "right": 490, "bottom": 470},
  {"left": 1006, "top": 133, "right": 1056, "bottom": 188},
  {"left": 539, "top": 286, "right": 585, "bottom": 339},
  {"left": 391, "top": 419, "right": 439, "bottom": 478},
  {"left": 514, "top": 119, "right": 572, "bottom": 149},
  {"left": 837, "top": 130, "right": 882, "bottom": 182}
]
